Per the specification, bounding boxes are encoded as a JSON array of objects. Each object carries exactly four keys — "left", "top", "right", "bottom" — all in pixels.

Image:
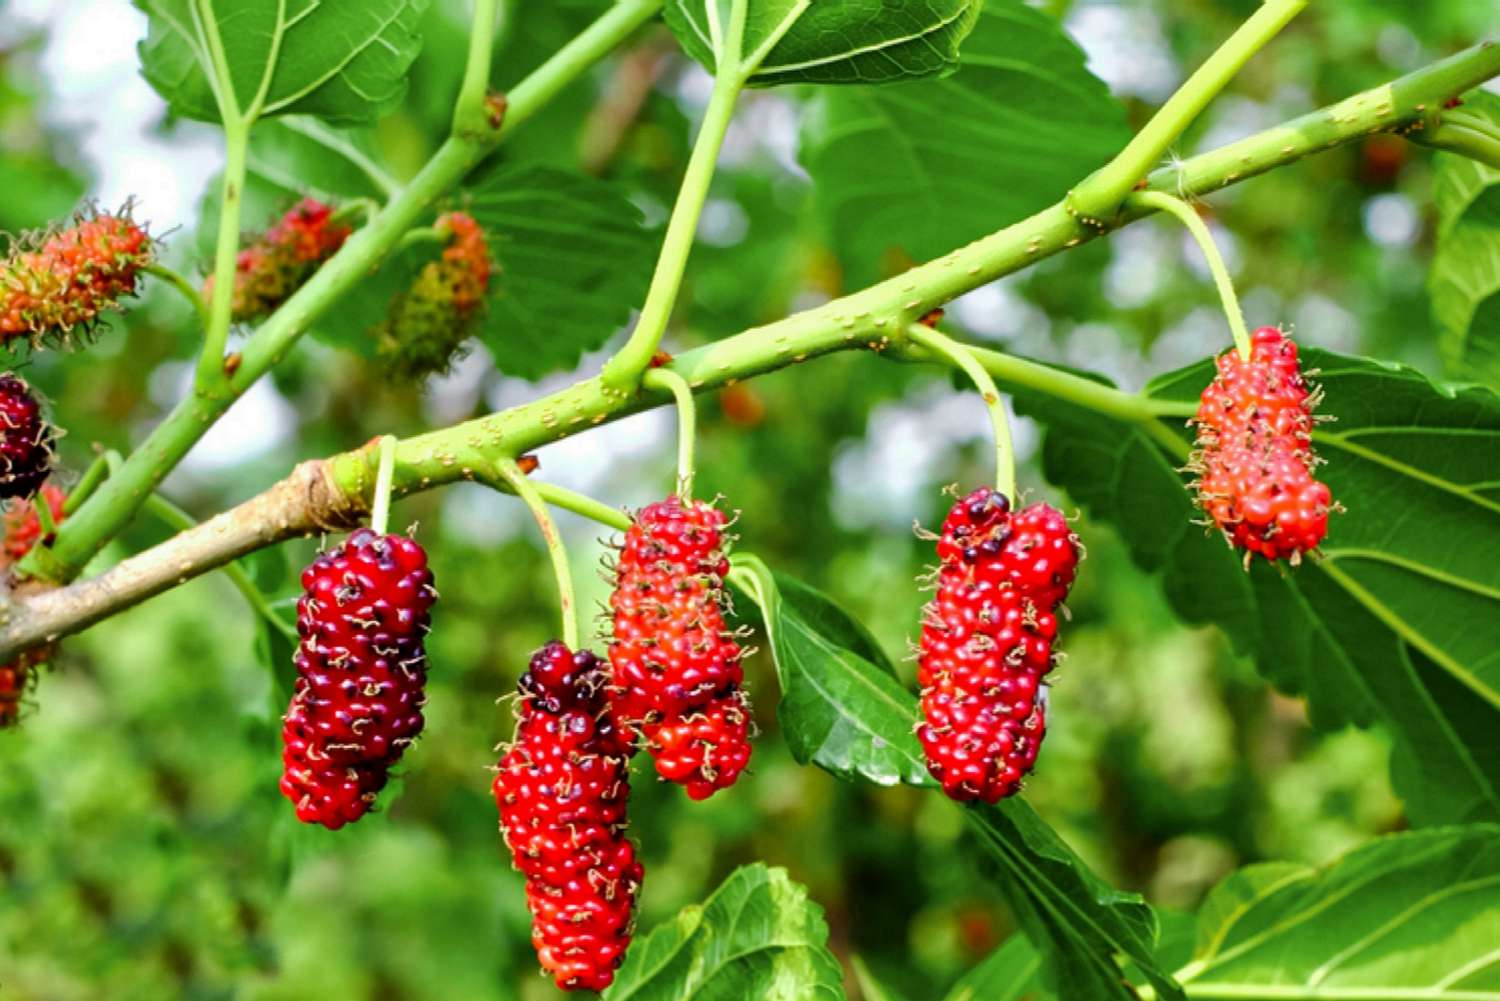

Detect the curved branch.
[{"left": 3, "top": 41, "right": 1497, "bottom": 661}]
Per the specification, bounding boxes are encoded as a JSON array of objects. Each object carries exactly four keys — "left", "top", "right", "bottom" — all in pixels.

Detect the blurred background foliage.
[{"left": 0, "top": 0, "right": 1495, "bottom": 998}]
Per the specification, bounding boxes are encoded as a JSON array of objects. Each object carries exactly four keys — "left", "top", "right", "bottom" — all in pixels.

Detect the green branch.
[
  {"left": 196, "top": 118, "right": 249, "bottom": 390},
  {"left": 1414, "top": 121, "right": 1500, "bottom": 171},
  {"left": 20, "top": 0, "right": 663, "bottom": 586},
  {"left": 1068, "top": 0, "right": 1307, "bottom": 223},
  {"left": 453, "top": 0, "right": 501, "bottom": 137}
]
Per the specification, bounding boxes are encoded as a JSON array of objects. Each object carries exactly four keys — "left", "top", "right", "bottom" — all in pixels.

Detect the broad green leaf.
[
  {"left": 136, "top": 0, "right": 430, "bottom": 125},
  {"left": 730, "top": 555, "right": 928, "bottom": 786},
  {"left": 1010, "top": 350, "right": 1500, "bottom": 826},
  {"left": 466, "top": 165, "right": 658, "bottom": 380},
  {"left": 1180, "top": 826, "right": 1500, "bottom": 998},
  {"left": 246, "top": 118, "right": 396, "bottom": 200},
  {"left": 604, "top": 863, "right": 845, "bottom": 1001},
  {"left": 732, "top": 559, "right": 1181, "bottom": 1001},
  {"left": 1431, "top": 93, "right": 1500, "bottom": 389},
  {"left": 665, "top": 0, "right": 980, "bottom": 87},
  {"left": 801, "top": 1, "right": 1128, "bottom": 284},
  {"left": 943, "top": 933, "right": 1045, "bottom": 1001}
]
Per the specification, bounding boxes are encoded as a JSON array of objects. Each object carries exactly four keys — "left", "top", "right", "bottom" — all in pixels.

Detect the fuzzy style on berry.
[
  {"left": 0, "top": 209, "right": 151, "bottom": 343},
  {"left": 494, "top": 641, "right": 641, "bottom": 993},
  {"left": 280, "top": 529, "right": 437, "bottom": 830},
  {"left": 608, "top": 496, "right": 752, "bottom": 800},
  {"left": 1190, "top": 326, "right": 1333, "bottom": 564},
  {"left": 205, "top": 198, "right": 352, "bottom": 322},
  {"left": 377, "top": 211, "right": 493, "bottom": 380},
  {"left": 917, "top": 488, "right": 1080, "bottom": 803},
  {"left": 0, "top": 483, "right": 65, "bottom": 728},
  {"left": 0, "top": 374, "right": 54, "bottom": 501}
]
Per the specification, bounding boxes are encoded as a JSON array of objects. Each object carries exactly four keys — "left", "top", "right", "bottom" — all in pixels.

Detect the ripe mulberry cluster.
[
  {"left": 378, "top": 211, "right": 493, "bottom": 379},
  {"left": 1191, "top": 326, "right": 1332, "bottom": 563},
  {"left": 494, "top": 641, "right": 640, "bottom": 993},
  {"left": 280, "top": 529, "right": 437, "bottom": 830},
  {"left": 917, "top": 488, "right": 1079, "bottom": 803},
  {"left": 609, "top": 496, "right": 752, "bottom": 800},
  {"left": 0, "top": 209, "right": 151, "bottom": 342},
  {"left": 0, "top": 373, "right": 55, "bottom": 501},
  {"left": 0, "top": 483, "right": 66, "bottom": 728},
  {"left": 206, "top": 198, "right": 351, "bottom": 322}
]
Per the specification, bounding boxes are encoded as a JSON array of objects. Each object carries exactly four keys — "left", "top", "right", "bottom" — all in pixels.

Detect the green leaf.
[
  {"left": 730, "top": 555, "right": 927, "bottom": 787},
  {"left": 1011, "top": 350, "right": 1500, "bottom": 826},
  {"left": 246, "top": 117, "right": 395, "bottom": 199},
  {"left": 466, "top": 165, "right": 658, "bottom": 380},
  {"left": 665, "top": 0, "right": 980, "bottom": 87},
  {"left": 1430, "top": 93, "right": 1500, "bottom": 389},
  {"left": 943, "top": 932, "right": 1045, "bottom": 1001},
  {"left": 136, "top": 0, "right": 431, "bottom": 125},
  {"left": 604, "top": 863, "right": 845, "bottom": 1001},
  {"left": 851, "top": 957, "right": 915, "bottom": 1001},
  {"left": 1180, "top": 826, "right": 1500, "bottom": 998},
  {"left": 731, "top": 558, "right": 1181, "bottom": 1001},
  {"left": 800, "top": 1, "right": 1128, "bottom": 284}
]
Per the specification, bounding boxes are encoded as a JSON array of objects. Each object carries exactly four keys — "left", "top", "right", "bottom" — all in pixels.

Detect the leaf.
[
  {"left": 731, "top": 558, "right": 1181, "bottom": 1001},
  {"left": 851, "top": 957, "right": 915, "bottom": 1001},
  {"left": 246, "top": 117, "right": 395, "bottom": 199},
  {"left": 800, "top": 1, "right": 1129, "bottom": 284},
  {"left": 730, "top": 555, "right": 928, "bottom": 787},
  {"left": 604, "top": 863, "right": 845, "bottom": 1001},
  {"left": 943, "top": 932, "right": 1045, "bottom": 1001},
  {"left": 1430, "top": 95, "right": 1500, "bottom": 389},
  {"left": 1180, "top": 826, "right": 1500, "bottom": 998},
  {"left": 466, "top": 165, "right": 658, "bottom": 380},
  {"left": 665, "top": 0, "right": 980, "bottom": 87},
  {"left": 1010, "top": 350, "right": 1500, "bottom": 826},
  {"left": 136, "top": 0, "right": 431, "bottom": 125}
]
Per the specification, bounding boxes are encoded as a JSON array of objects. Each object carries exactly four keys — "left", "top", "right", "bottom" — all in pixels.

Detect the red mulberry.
[
  {"left": 377, "top": 210, "right": 492, "bottom": 379},
  {"left": 205, "top": 198, "right": 351, "bottom": 322},
  {"left": 494, "top": 641, "right": 640, "bottom": 992},
  {"left": 280, "top": 529, "right": 437, "bottom": 829},
  {"left": 918, "top": 488, "right": 1079, "bottom": 803},
  {"left": 0, "top": 209, "right": 151, "bottom": 342},
  {"left": 0, "top": 374, "right": 54, "bottom": 501},
  {"left": 1191, "top": 326, "right": 1332, "bottom": 563},
  {"left": 608, "top": 496, "right": 752, "bottom": 800},
  {"left": 0, "top": 483, "right": 65, "bottom": 727}
]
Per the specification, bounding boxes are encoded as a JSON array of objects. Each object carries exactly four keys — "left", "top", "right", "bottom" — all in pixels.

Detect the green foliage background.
[{"left": 0, "top": 1, "right": 1497, "bottom": 998}]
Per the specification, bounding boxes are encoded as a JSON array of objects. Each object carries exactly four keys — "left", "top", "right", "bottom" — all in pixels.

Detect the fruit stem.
[
  {"left": 63, "top": 453, "right": 113, "bottom": 516},
  {"left": 141, "top": 492, "right": 298, "bottom": 642},
  {"left": 370, "top": 435, "right": 398, "bottom": 536},
  {"left": 1416, "top": 121, "right": 1500, "bottom": 172},
  {"left": 32, "top": 492, "right": 57, "bottom": 539},
  {"left": 1130, "top": 190, "right": 1252, "bottom": 361},
  {"left": 1066, "top": 0, "right": 1307, "bottom": 223},
  {"left": 395, "top": 226, "right": 451, "bottom": 252},
  {"left": 533, "top": 481, "right": 632, "bottom": 532},
  {"left": 144, "top": 263, "right": 210, "bottom": 327},
  {"left": 642, "top": 365, "right": 698, "bottom": 500},
  {"left": 599, "top": 1, "right": 748, "bottom": 393},
  {"left": 491, "top": 457, "right": 579, "bottom": 649},
  {"left": 907, "top": 325, "right": 1018, "bottom": 503}
]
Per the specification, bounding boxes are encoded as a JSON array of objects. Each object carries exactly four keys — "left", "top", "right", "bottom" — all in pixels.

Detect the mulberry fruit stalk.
[
  {"left": 280, "top": 529, "right": 437, "bottom": 829},
  {"left": 0, "top": 373, "right": 55, "bottom": 501},
  {"left": 0, "top": 209, "right": 151, "bottom": 341},
  {"left": 0, "top": 483, "right": 65, "bottom": 727},
  {"left": 494, "top": 641, "right": 640, "bottom": 992},
  {"left": 205, "top": 198, "right": 351, "bottom": 322},
  {"left": 917, "top": 489, "right": 1080, "bottom": 803},
  {"left": 608, "top": 496, "right": 752, "bottom": 800},
  {"left": 378, "top": 211, "right": 492, "bottom": 379},
  {"left": 1191, "top": 326, "right": 1332, "bottom": 563}
]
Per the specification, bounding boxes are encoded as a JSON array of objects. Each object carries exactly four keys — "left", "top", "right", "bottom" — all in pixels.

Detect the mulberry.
[
  {"left": 494, "top": 641, "right": 640, "bottom": 992},
  {"left": 205, "top": 198, "right": 351, "bottom": 322},
  {"left": 917, "top": 488, "right": 1079, "bottom": 803},
  {"left": 1191, "top": 326, "right": 1332, "bottom": 563},
  {"left": 377, "top": 211, "right": 492, "bottom": 379},
  {"left": 608, "top": 496, "right": 752, "bottom": 800},
  {"left": 0, "top": 374, "right": 54, "bottom": 501},
  {"left": 280, "top": 529, "right": 437, "bottom": 829},
  {"left": 0, "top": 483, "right": 66, "bottom": 727},
  {"left": 0, "top": 209, "right": 151, "bottom": 342}
]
